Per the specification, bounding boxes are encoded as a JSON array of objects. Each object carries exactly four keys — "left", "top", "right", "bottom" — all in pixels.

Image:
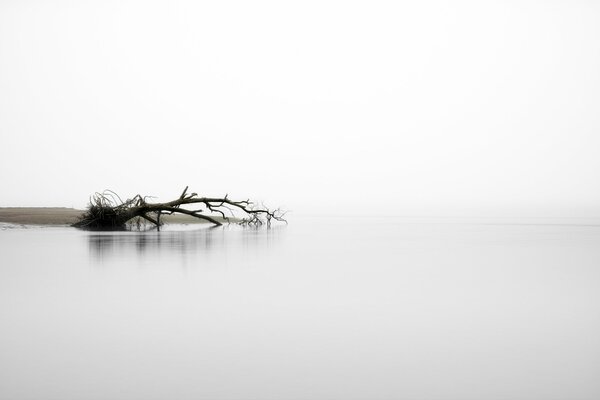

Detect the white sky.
[{"left": 1, "top": 0, "right": 599, "bottom": 216}]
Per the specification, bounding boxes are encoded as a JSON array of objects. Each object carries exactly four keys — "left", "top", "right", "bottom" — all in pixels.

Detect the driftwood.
[{"left": 72, "top": 186, "right": 286, "bottom": 230}]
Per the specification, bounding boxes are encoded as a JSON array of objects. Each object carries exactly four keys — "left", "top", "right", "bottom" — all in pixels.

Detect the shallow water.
[{"left": 1, "top": 217, "right": 600, "bottom": 400}]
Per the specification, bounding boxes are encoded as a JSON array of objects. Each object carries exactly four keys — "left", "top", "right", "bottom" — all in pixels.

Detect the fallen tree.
[{"left": 72, "top": 186, "right": 286, "bottom": 230}]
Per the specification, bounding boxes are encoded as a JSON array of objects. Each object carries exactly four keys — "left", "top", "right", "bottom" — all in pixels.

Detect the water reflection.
[
  {"left": 87, "top": 224, "right": 285, "bottom": 262},
  {"left": 3, "top": 219, "right": 600, "bottom": 400}
]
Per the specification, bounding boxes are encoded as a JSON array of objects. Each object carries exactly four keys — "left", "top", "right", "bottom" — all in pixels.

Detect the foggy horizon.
[{"left": 1, "top": 0, "right": 600, "bottom": 216}]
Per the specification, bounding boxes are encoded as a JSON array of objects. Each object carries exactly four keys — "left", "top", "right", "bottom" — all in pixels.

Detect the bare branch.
[{"left": 73, "top": 187, "right": 286, "bottom": 230}]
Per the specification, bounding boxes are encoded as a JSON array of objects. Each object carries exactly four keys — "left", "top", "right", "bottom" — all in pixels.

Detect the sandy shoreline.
[
  {"left": 0, "top": 208, "right": 83, "bottom": 225},
  {"left": 0, "top": 207, "right": 220, "bottom": 226}
]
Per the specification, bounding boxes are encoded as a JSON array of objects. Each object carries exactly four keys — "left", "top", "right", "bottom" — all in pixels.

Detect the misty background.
[{"left": 1, "top": 0, "right": 599, "bottom": 216}]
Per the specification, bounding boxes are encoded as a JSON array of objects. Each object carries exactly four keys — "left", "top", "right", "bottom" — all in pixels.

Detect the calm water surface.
[{"left": 1, "top": 217, "right": 600, "bottom": 399}]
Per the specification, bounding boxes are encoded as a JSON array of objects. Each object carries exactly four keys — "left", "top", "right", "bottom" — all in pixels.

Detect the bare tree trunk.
[{"left": 72, "top": 187, "right": 285, "bottom": 230}]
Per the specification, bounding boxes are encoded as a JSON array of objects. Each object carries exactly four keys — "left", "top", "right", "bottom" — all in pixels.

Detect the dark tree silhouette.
[{"left": 73, "top": 186, "right": 286, "bottom": 230}]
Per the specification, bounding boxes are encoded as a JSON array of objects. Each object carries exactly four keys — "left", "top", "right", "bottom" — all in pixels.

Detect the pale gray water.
[{"left": 1, "top": 217, "right": 600, "bottom": 400}]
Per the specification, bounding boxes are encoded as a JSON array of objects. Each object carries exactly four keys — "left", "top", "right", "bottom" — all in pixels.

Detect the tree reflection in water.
[{"left": 87, "top": 224, "right": 284, "bottom": 264}]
